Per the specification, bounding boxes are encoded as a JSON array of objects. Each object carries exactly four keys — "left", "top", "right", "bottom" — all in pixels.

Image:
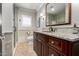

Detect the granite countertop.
[{"left": 35, "top": 31, "right": 79, "bottom": 42}]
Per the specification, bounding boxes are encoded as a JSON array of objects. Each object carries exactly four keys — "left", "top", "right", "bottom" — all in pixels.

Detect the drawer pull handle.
[
  {"left": 51, "top": 41, "right": 54, "bottom": 44},
  {"left": 51, "top": 54, "right": 54, "bottom": 56},
  {"left": 39, "top": 40, "right": 41, "bottom": 42}
]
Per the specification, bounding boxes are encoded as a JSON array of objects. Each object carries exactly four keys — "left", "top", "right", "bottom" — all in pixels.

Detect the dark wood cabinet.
[
  {"left": 49, "top": 37, "right": 62, "bottom": 51},
  {"left": 42, "top": 43, "right": 49, "bottom": 56},
  {"left": 33, "top": 33, "right": 42, "bottom": 56},
  {"left": 49, "top": 47, "right": 60, "bottom": 56},
  {"left": 33, "top": 32, "right": 49, "bottom": 56},
  {"left": 37, "top": 40, "right": 42, "bottom": 56},
  {"left": 33, "top": 32, "right": 79, "bottom": 56},
  {"left": 0, "top": 39, "right": 2, "bottom": 56}
]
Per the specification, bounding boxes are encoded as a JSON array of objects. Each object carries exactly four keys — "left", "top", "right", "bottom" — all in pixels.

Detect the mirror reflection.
[{"left": 46, "top": 3, "right": 71, "bottom": 26}]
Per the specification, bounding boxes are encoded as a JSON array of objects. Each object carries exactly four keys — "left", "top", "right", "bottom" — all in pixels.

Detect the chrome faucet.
[
  {"left": 49, "top": 26, "right": 53, "bottom": 31},
  {"left": 49, "top": 27, "right": 56, "bottom": 32}
]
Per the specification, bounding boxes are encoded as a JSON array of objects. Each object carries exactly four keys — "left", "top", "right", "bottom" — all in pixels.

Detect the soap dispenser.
[
  {"left": 73, "top": 24, "right": 78, "bottom": 34},
  {"left": 74, "top": 24, "right": 76, "bottom": 28}
]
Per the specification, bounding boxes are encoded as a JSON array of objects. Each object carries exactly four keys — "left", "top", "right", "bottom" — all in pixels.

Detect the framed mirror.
[{"left": 46, "top": 3, "right": 71, "bottom": 26}]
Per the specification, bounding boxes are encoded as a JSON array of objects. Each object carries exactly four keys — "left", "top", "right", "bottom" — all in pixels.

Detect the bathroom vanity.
[{"left": 33, "top": 31, "right": 79, "bottom": 56}]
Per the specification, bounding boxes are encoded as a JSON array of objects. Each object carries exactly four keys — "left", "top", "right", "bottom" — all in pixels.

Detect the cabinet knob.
[
  {"left": 51, "top": 54, "right": 54, "bottom": 56},
  {"left": 51, "top": 41, "right": 54, "bottom": 44},
  {"left": 39, "top": 40, "right": 41, "bottom": 42}
]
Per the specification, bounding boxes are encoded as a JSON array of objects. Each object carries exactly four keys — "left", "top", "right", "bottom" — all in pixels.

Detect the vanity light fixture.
[
  {"left": 40, "top": 13, "right": 43, "bottom": 17},
  {"left": 0, "top": 20, "right": 1, "bottom": 24},
  {"left": 51, "top": 6, "right": 55, "bottom": 11},
  {"left": 51, "top": 7, "right": 55, "bottom": 11}
]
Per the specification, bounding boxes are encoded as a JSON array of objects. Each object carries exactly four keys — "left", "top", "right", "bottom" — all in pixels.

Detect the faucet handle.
[{"left": 49, "top": 27, "right": 53, "bottom": 31}]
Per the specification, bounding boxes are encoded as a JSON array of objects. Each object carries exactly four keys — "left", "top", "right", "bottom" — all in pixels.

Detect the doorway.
[{"left": 13, "top": 3, "right": 37, "bottom": 55}]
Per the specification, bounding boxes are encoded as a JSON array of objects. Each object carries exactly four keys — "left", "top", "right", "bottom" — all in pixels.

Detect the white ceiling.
[
  {"left": 15, "top": 3, "right": 42, "bottom": 11},
  {"left": 47, "top": 3, "right": 66, "bottom": 14}
]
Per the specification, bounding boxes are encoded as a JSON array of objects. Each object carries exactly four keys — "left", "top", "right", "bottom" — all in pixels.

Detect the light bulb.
[
  {"left": 51, "top": 8, "right": 55, "bottom": 11},
  {"left": 40, "top": 13, "right": 43, "bottom": 17}
]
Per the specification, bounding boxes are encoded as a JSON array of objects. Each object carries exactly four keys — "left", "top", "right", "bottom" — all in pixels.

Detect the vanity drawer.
[
  {"left": 38, "top": 33, "right": 49, "bottom": 44},
  {"left": 49, "top": 37, "right": 62, "bottom": 51},
  {"left": 49, "top": 47, "right": 61, "bottom": 56}
]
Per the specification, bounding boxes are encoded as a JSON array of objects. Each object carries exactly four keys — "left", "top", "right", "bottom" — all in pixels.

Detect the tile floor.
[
  {"left": 14, "top": 41, "right": 37, "bottom": 56},
  {"left": 14, "top": 31, "right": 36, "bottom": 56}
]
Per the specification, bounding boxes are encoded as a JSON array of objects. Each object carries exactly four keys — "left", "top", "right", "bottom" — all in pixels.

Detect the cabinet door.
[
  {"left": 0, "top": 39, "right": 2, "bottom": 56},
  {"left": 33, "top": 32, "right": 38, "bottom": 54},
  {"left": 33, "top": 32, "right": 42, "bottom": 56},
  {"left": 33, "top": 39, "right": 42, "bottom": 56},
  {"left": 37, "top": 41, "right": 42, "bottom": 56},
  {"left": 33, "top": 38, "right": 37, "bottom": 53},
  {"left": 42, "top": 44, "right": 49, "bottom": 56},
  {"left": 49, "top": 48, "right": 60, "bottom": 56}
]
